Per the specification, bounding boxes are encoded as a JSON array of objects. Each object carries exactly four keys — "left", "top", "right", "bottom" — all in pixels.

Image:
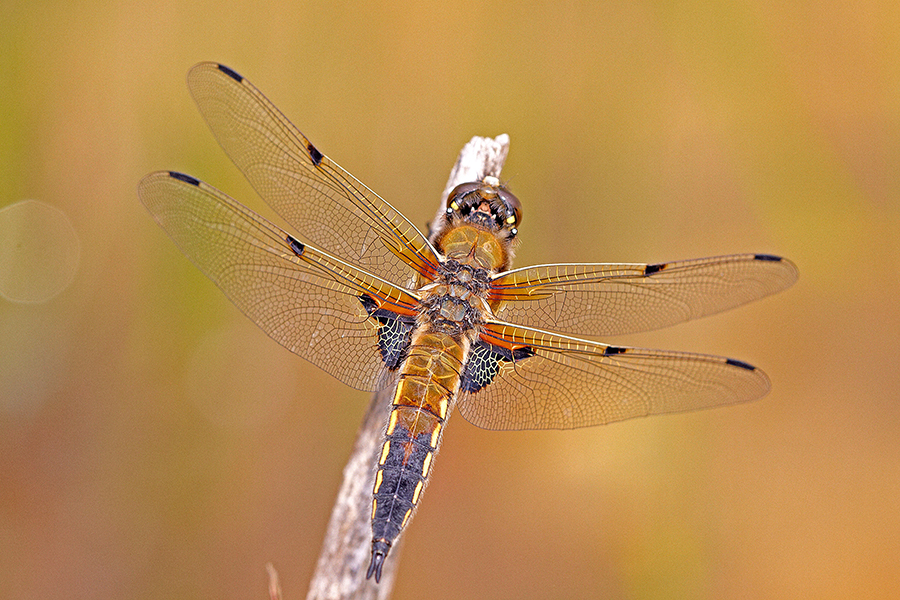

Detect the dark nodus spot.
[
  {"left": 307, "top": 142, "right": 324, "bottom": 166},
  {"left": 644, "top": 263, "right": 664, "bottom": 275},
  {"left": 604, "top": 346, "right": 627, "bottom": 355},
  {"left": 286, "top": 235, "right": 305, "bottom": 256}
]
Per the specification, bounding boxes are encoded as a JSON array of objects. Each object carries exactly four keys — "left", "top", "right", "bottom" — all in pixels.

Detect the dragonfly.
[{"left": 138, "top": 62, "right": 798, "bottom": 583}]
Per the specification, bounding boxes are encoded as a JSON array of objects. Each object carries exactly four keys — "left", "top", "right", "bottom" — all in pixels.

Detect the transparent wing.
[
  {"left": 138, "top": 170, "right": 420, "bottom": 391},
  {"left": 186, "top": 62, "right": 440, "bottom": 288},
  {"left": 456, "top": 320, "right": 770, "bottom": 430},
  {"left": 489, "top": 254, "right": 798, "bottom": 336}
]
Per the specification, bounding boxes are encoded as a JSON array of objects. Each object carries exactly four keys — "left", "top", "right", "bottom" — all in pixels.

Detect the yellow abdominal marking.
[
  {"left": 373, "top": 469, "right": 383, "bottom": 493},
  {"left": 401, "top": 509, "right": 412, "bottom": 527},
  {"left": 386, "top": 410, "right": 398, "bottom": 435},
  {"left": 430, "top": 424, "right": 442, "bottom": 448},
  {"left": 412, "top": 481, "right": 424, "bottom": 504},
  {"left": 379, "top": 441, "right": 391, "bottom": 465},
  {"left": 371, "top": 499, "right": 377, "bottom": 519},
  {"left": 391, "top": 384, "right": 405, "bottom": 406},
  {"left": 421, "top": 451, "right": 433, "bottom": 477}
]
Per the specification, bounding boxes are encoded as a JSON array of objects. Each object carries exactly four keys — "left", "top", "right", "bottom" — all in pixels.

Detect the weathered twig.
[
  {"left": 267, "top": 564, "right": 283, "bottom": 600},
  {"left": 304, "top": 135, "right": 510, "bottom": 600},
  {"left": 431, "top": 134, "right": 510, "bottom": 244}
]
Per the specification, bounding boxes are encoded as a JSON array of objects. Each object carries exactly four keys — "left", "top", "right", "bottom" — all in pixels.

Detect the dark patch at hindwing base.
[
  {"left": 359, "top": 294, "right": 415, "bottom": 370},
  {"left": 460, "top": 339, "right": 535, "bottom": 393}
]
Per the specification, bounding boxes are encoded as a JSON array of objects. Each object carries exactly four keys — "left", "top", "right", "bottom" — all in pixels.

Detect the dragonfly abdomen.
[{"left": 367, "top": 329, "right": 469, "bottom": 581}]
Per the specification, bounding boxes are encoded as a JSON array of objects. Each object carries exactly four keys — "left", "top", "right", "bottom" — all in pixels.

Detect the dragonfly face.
[
  {"left": 138, "top": 63, "right": 799, "bottom": 583},
  {"left": 432, "top": 178, "right": 521, "bottom": 275},
  {"left": 442, "top": 178, "right": 521, "bottom": 238}
]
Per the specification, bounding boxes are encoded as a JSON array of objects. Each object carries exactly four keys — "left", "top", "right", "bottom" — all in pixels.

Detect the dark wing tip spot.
[
  {"left": 604, "top": 346, "right": 627, "bottom": 355},
  {"left": 726, "top": 358, "right": 756, "bottom": 371},
  {"left": 168, "top": 171, "right": 200, "bottom": 186},
  {"left": 754, "top": 253, "right": 783, "bottom": 262},
  {"left": 286, "top": 234, "right": 305, "bottom": 256},
  {"left": 644, "top": 263, "right": 665, "bottom": 275},
  {"left": 216, "top": 64, "right": 243, "bottom": 83},
  {"left": 307, "top": 142, "right": 324, "bottom": 166}
]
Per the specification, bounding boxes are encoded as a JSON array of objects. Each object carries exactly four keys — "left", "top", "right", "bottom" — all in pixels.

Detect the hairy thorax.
[{"left": 435, "top": 223, "right": 510, "bottom": 273}]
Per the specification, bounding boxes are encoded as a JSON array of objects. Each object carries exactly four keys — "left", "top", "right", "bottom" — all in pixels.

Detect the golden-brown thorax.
[{"left": 435, "top": 224, "right": 510, "bottom": 272}]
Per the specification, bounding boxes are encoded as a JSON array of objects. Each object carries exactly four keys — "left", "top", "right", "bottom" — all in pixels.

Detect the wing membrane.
[
  {"left": 186, "top": 62, "right": 440, "bottom": 288},
  {"left": 489, "top": 254, "right": 798, "bottom": 336},
  {"left": 456, "top": 320, "right": 770, "bottom": 430},
  {"left": 138, "top": 170, "right": 419, "bottom": 391}
]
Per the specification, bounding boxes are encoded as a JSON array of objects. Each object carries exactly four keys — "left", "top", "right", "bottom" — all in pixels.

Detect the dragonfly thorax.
[
  {"left": 418, "top": 260, "right": 492, "bottom": 335},
  {"left": 435, "top": 224, "right": 512, "bottom": 272},
  {"left": 441, "top": 259, "right": 491, "bottom": 291}
]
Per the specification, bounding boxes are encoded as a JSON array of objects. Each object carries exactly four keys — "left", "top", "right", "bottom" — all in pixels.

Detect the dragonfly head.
[{"left": 444, "top": 176, "right": 522, "bottom": 240}]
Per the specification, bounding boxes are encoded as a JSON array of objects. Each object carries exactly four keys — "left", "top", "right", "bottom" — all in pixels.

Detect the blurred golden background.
[{"left": 1, "top": 1, "right": 897, "bottom": 599}]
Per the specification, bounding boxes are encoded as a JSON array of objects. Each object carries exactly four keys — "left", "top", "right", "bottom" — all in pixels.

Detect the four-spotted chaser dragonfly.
[{"left": 138, "top": 63, "right": 798, "bottom": 582}]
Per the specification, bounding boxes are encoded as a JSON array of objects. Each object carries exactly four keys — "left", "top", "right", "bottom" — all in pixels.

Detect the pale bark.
[{"left": 304, "top": 135, "right": 510, "bottom": 600}]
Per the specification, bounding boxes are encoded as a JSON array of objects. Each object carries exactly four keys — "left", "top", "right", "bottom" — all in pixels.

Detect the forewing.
[
  {"left": 489, "top": 254, "right": 798, "bottom": 336},
  {"left": 138, "top": 171, "right": 420, "bottom": 392},
  {"left": 186, "top": 62, "right": 440, "bottom": 287},
  {"left": 456, "top": 320, "right": 770, "bottom": 430}
]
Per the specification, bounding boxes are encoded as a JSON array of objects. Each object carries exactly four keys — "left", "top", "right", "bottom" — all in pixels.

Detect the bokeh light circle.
[{"left": 0, "top": 199, "right": 81, "bottom": 303}]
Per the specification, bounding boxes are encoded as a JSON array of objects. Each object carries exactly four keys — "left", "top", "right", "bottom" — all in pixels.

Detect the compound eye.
[
  {"left": 498, "top": 189, "right": 522, "bottom": 227},
  {"left": 446, "top": 182, "right": 482, "bottom": 213}
]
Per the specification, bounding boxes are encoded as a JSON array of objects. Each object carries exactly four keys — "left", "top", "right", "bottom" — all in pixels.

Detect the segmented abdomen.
[{"left": 370, "top": 329, "right": 467, "bottom": 565}]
